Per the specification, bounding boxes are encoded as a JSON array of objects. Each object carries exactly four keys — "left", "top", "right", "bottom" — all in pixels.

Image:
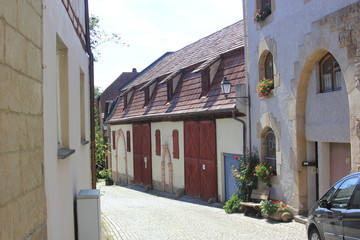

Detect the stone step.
[{"left": 293, "top": 214, "right": 308, "bottom": 224}]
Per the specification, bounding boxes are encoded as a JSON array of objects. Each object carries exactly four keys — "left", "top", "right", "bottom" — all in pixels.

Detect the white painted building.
[
  {"left": 43, "top": 0, "right": 93, "bottom": 238},
  {"left": 243, "top": 0, "right": 360, "bottom": 213}
]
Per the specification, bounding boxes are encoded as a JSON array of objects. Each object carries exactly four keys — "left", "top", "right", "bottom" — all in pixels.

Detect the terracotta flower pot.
[
  {"left": 264, "top": 211, "right": 293, "bottom": 222},
  {"left": 105, "top": 179, "right": 114, "bottom": 186}
]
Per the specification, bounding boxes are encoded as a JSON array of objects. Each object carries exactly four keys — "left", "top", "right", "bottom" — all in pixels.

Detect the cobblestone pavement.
[{"left": 98, "top": 182, "right": 307, "bottom": 240}]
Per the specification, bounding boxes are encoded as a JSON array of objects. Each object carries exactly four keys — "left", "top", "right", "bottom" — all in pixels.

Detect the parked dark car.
[{"left": 307, "top": 172, "right": 360, "bottom": 240}]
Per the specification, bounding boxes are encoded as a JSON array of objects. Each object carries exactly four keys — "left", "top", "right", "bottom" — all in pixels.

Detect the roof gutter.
[
  {"left": 107, "top": 107, "right": 244, "bottom": 125},
  {"left": 84, "top": 0, "right": 96, "bottom": 189}
]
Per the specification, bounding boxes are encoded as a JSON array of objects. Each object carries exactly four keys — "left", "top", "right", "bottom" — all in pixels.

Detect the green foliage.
[
  {"left": 260, "top": 200, "right": 291, "bottom": 216},
  {"left": 89, "top": 14, "right": 127, "bottom": 61},
  {"left": 254, "top": 163, "right": 274, "bottom": 187},
  {"left": 94, "top": 86, "right": 102, "bottom": 99},
  {"left": 256, "top": 78, "right": 274, "bottom": 97},
  {"left": 94, "top": 103, "right": 109, "bottom": 177},
  {"left": 232, "top": 149, "right": 259, "bottom": 202},
  {"left": 253, "top": 7, "right": 271, "bottom": 22},
  {"left": 99, "top": 168, "right": 112, "bottom": 180},
  {"left": 223, "top": 194, "right": 242, "bottom": 214}
]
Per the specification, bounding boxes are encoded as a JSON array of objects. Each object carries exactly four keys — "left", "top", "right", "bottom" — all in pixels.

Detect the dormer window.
[
  {"left": 201, "top": 68, "right": 210, "bottom": 96},
  {"left": 104, "top": 100, "right": 113, "bottom": 119},
  {"left": 167, "top": 80, "right": 173, "bottom": 102},
  {"left": 123, "top": 93, "right": 128, "bottom": 109},
  {"left": 144, "top": 87, "right": 150, "bottom": 106}
]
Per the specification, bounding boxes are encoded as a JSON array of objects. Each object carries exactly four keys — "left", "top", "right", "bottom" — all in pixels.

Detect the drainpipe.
[
  {"left": 241, "top": 1, "right": 252, "bottom": 152},
  {"left": 84, "top": 0, "right": 96, "bottom": 189},
  {"left": 232, "top": 110, "right": 246, "bottom": 157}
]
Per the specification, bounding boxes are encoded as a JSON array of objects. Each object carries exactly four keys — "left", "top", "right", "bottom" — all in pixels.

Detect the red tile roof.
[
  {"left": 99, "top": 68, "right": 138, "bottom": 114},
  {"left": 108, "top": 21, "right": 245, "bottom": 124},
  {"left": 124, "top": 21, "right": 244, "bottom": 91}
]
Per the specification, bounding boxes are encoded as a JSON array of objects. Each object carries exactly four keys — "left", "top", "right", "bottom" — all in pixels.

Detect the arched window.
[
  {"left": 261, "top": 0, "right": 271, "bottom": 9},
  {"left": 264, "top": 128, "right": 276, "bottom": 173},
  {"left": 320, "top": 53, "right": 342, "bottom": 92},
  {"left": 264, "top": 52, "right": 274, "bottom": 80}
]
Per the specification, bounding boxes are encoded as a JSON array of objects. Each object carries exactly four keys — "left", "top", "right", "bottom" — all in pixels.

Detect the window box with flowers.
[
  {"left": 259, "top": 200, "right": 293, "bottom": 222},
  {"left": 256, "top": 78, "right": 274, "bottom": 98},
  {"left": 253, "top": 7, "right": 272, "bottom": 22},
  {"left": 254, "top": 163, "right": 274, "bottom": 187}
]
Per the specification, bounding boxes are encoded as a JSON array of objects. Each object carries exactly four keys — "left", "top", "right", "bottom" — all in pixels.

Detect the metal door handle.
[{"left": 144, "top": 157, "right": 148, "bottom": 168}]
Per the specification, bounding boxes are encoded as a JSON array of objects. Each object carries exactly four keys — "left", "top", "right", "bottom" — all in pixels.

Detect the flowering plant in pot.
[
  {"left": 260, "top": 200, "right": 293, "bottom": 221},
  {"left": 99, "top": 168, "right": 113, "bottom": 185},
  {"left": 253, "top": 7, "right": 272, "bottom": 22},
  {"left": 254, "top": 163, "right": 274, "bottom": 187},
  {"left": 256, "top": 78, "right": 274, "bottom": 97}
]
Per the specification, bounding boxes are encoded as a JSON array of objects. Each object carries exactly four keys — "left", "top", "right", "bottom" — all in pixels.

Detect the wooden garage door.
[
  {"left": 184, "top": 120, "right": 217, "bottom": 200},
  {"left": 133, "top": 124, "right": 152, "bottom": 186}
]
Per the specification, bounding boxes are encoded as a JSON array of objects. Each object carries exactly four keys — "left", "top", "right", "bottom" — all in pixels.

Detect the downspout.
[
  {"left": 232, "top": 110, "right": 246, "bottom": 156},
  {"left": 242, "top": 0, "right": 252, "bottom": 152},
  {"left": 84, "top": 0, "right": 96, "bottom": 189}
]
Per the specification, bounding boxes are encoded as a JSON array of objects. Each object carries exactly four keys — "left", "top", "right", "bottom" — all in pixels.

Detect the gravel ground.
[{"left": 98, "top": 182, "right": 307, "bottom": 240}]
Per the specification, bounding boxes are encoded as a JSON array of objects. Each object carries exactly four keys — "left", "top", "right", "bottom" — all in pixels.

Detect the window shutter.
[
  {"left": 155, "top": 130, "right": 161, "bottom": 156},
  {"left": 126, "top": 130, "right": 131, "bottom": 152},
  {"left": 172, "top": 130, "right": 179, "bottom": 159},
  {"left": 112, "top": 131, "right": 116, "bottom": 149}
]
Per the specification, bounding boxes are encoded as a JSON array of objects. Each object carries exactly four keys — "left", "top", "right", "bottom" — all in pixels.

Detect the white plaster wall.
[
  {"left": 318, "top": 142, "right": 331, "bottom": 195},
  {"left": 216, "top": 118, "right": 244, "bottom": 202},
  {"left": 244, "top": 0, "right": 357, "bottom": 206},
  {"left": 305, "top": 66, "right": 350, "bottom": 142},
  {"left": 43, "top": 0, "right": 91, "bottom": 239},
  {"left": 151, "top": 122, "right": 185, "bottom": 190},
  {"left": 110, "top": 124, "right": 133, "bottom": 180}
]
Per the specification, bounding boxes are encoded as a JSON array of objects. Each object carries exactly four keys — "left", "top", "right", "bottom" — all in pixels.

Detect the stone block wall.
[{"left": 0, "top": 0, "right": 47, "bottom": 239}]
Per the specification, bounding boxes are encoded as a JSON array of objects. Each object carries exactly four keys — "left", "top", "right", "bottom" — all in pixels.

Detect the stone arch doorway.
[
  {"left": 295, "top": 44, "right": 353, "bottom": 212},
  {"left": 115, "top": 129, "right": 128, "bottom": 184}
]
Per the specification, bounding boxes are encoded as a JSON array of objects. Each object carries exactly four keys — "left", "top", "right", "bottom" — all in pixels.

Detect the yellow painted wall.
[
  {"left": 110, "top": 124, "right": 134, "bottom": 183},
  {"left": 216, "top": 118, "right": 244, "bottom": 202},
  {"left": 151, "top": 122, "right": 184, "bottom": 191}
]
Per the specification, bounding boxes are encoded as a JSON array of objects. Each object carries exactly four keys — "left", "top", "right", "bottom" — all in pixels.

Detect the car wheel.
[{"left": 309, "top": 227, "right": 321, "bottom": 240}]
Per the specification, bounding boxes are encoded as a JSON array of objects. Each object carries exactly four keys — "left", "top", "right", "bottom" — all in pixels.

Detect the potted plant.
[
  {"left": 254, "top": 163, "right": 274, "bottom": 187},
  {"left": 256, "top": 78, "right": 274, "bottom": 97},
  {"left": 260, "top": 200, "right": 293, "bottom": 222},
  {"left": 253, "top": 7, "right": 272, "bottom": 22},
  {"left": 99, "top": 168, "right": 113, "bottom": 185}
]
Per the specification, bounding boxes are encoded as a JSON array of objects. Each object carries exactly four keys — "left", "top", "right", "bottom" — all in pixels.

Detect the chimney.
[{"left": 132, "top": 68, "right": 137, "bottom": 73}]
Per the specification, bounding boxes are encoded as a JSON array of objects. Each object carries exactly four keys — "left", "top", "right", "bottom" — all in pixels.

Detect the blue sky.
[{"left": 89, "top": 0, "right": 243, "bottom": 90}]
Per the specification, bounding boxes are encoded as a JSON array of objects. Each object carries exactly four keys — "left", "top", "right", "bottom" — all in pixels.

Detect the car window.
[
  {"left": 320, "top": 182, "right": 341, "bottom": 202},
  {"left": 331, "top": 177, "right": 358, "bottom": 209},
  {"left": 349, "top": 184, "right": 360, "bottom": 209}
]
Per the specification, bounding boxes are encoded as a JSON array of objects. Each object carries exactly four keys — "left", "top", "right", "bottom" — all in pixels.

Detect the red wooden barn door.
[
  {"left": 184, "top": 120, "right": 217, "bottom": 200},
  {"left": 199, "top": 121, "right": 217, "bottom": 200},
  {"left": 184, "top": 121, "right": 200, "bottom": 197},
  {"left": 133, "top": 124, "right": 152, "bottom": 186}
]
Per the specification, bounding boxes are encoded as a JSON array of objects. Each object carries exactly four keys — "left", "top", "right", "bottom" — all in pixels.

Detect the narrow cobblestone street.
[{"left": 98, "top": 182, "right": 307, "bottom": 240}]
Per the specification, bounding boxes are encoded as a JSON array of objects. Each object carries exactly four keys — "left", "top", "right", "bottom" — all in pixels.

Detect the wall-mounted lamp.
[{"left": 220, "top": 77, "right": 250, "bottom": 105}]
